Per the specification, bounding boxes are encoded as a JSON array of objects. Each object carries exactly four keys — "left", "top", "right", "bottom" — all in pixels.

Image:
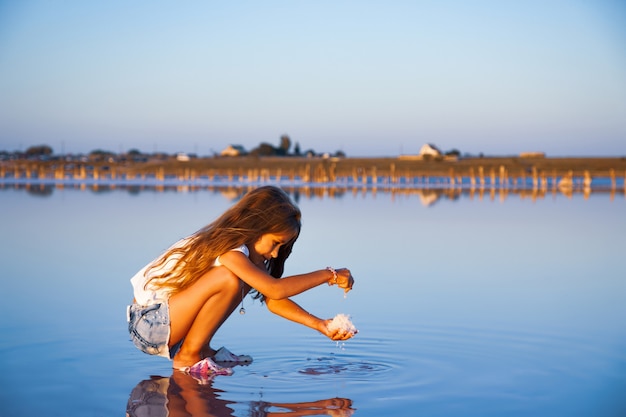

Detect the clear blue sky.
[{"left": 1, "top": 1, "right": 625, "bottom": 157}]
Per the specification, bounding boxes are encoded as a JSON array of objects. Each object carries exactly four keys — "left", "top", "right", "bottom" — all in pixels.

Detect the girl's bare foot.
[{"left": 172, "top": 350, "right": 201, "bottom": 370}]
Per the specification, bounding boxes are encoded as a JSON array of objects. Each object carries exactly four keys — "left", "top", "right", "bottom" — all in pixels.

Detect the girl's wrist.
[
  {"left": 326, "top": 267, "right": 338, "bottom": 286},
  {"left": 317, "top": 318, "right": 330, "bottom": 335}
]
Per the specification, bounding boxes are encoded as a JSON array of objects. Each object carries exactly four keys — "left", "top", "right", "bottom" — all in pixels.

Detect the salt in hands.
[{"left": 324, "top": 314, "right": 358, "bottom": 341}]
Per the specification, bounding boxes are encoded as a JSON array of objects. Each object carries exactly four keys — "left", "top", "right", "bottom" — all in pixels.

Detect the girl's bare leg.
[{"left": 167, "top": 267, "right": 248, "bottom": 369}]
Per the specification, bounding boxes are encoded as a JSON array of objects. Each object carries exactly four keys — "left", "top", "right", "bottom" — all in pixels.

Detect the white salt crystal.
[{"left": 327, "top": 313, "right": 358, "bottom": 336}]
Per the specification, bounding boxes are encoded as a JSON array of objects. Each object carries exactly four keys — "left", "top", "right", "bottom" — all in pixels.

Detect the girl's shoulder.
[{"left": 214, "top": 245, "right": 249, "bottom": 267}]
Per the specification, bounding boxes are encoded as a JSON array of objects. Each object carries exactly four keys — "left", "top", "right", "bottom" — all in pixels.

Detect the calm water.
[{"left": 1, "top": 184, "right": 625, "bottom": 416}]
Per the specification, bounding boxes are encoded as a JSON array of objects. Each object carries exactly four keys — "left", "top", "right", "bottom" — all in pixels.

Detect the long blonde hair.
[{"left": 145, "top": 186, "right": 301, "bottom": 295}]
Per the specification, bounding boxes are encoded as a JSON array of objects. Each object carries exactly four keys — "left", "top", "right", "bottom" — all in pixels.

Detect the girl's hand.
[
  {"left": 320, "top": 319, "right": 357, "bottom": 341},
  {"left": 329, "top": 268, "right": 354, "bottom": 293}
]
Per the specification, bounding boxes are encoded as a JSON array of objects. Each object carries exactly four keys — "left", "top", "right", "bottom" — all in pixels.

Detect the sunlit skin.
[{"left": 167, "top": 231, "right": 355, "bottom": 370}]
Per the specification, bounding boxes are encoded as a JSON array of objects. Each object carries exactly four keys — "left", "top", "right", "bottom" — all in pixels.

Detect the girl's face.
[{"left": 252, "top": 231, "right": 295, "bottom": 262}]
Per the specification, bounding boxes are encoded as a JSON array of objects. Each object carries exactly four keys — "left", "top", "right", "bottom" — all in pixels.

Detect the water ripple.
[{"left": 298, "top": 356, "right": 392, "bottom": 376}]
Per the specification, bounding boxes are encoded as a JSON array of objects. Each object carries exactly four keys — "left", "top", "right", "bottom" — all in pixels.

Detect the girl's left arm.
[{"left": 265, "top": 297, "right": 355, "bottom": 341}]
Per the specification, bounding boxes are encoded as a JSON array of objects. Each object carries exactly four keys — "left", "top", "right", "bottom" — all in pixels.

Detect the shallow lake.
[{"left": 1, "top": 184, "right": 625, "bottom": 416}]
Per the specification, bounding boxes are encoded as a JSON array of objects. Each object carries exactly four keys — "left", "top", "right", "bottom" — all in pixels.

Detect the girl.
[{"left": 128, "top": 186, "right": 355, "bottom": 376}]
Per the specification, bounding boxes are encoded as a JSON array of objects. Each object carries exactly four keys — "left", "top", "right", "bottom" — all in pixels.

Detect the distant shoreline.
[{"left": 2, "top": 155, "right": 625, "bottom": 193}]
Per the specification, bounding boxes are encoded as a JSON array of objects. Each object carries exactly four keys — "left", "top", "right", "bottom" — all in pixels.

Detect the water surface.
[{"left": 0, "top": 185, "right": 624, "bottom": 416}]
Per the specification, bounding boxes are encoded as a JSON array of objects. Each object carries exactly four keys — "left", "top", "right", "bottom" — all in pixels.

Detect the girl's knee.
[{"left": 210, "top": 266, "right": 242, "bottom": 294}]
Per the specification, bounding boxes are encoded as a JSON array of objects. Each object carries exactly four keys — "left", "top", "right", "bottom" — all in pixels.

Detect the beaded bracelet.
[{"left": 326, "top": 266, "right": 338, "bottom": 285}]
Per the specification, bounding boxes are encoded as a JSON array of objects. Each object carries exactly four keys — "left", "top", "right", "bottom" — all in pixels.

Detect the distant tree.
[
  {"left": 294, "top": 142, "right": 301, "bottom": 156},
  {"left": 445, "top": 149, "right": 460, "bottom": 157},
  {"left": 251, "top": 143, "right": 277, "bottom": 156},
  {"left": 335, "top": 150, "right": 346, "bottom": 158},
  {"left": 278, "top": 134, "right": 291, "bottom": 155},
  {"left": 25, "top": 145, "right": 53, "bottom": 157}
]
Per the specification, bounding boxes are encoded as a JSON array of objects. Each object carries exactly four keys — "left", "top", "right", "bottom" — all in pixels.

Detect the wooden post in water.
[
  {"left": 320, "top": 164, "right": 326, "bottom": 183},
  {"left": 583, "top": 170, "right": 591, "bottom": 189},
  {"left": 499, "top": 182, "right": 508, "bottom": 203},
  {"left": 583, "top": 170, "right": 591, "bottom": 200},
  {"left": 610, "top": 169, "right": 616, "bottom": 190},
  {"left": 558, "top": 170, "right": 574, "bottom": 198}
]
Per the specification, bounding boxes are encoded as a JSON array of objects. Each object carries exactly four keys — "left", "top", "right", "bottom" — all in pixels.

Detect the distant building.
[
  {"left": 176, "top": 153, "right": 191, "bottom": 162},
  {"left": 419, "top": 143, "right": 442, "bottom": 157},
  {"left": 221, "top": 145, "right": 247, "bottom": 157},
  {"left": 398, "top": 143, "right": 451, "bottom": 161},
  {"left": 519, "top": 152, "right": 546, "bottom": 158}
]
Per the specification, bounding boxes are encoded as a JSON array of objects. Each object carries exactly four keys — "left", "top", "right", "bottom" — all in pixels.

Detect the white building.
[
  {"left": 419, "top": 143, "right": 442, "bottom": 157},
  {"left": 220, "top": 145, "right": 247, "bottom": 157}
]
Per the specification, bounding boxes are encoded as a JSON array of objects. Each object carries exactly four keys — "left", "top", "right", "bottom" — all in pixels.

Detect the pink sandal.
[{"left": 179, "top": 357, "right": 233, "bottom": 377}]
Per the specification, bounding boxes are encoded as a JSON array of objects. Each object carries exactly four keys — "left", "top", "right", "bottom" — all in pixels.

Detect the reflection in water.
[
  {"left": 21, "top": 183, "right": 55, "bottom": 197},
  {"left": 1, "top": 181, "right": 625, "bottom": 205},
  {"left": 126, "top": 372, "right": 355, "bottom": 417}
]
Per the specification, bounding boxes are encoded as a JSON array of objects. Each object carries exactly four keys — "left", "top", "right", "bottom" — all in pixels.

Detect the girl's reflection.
[{"left": 126, "top": 372, "right": 355, "bottom": 417}]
